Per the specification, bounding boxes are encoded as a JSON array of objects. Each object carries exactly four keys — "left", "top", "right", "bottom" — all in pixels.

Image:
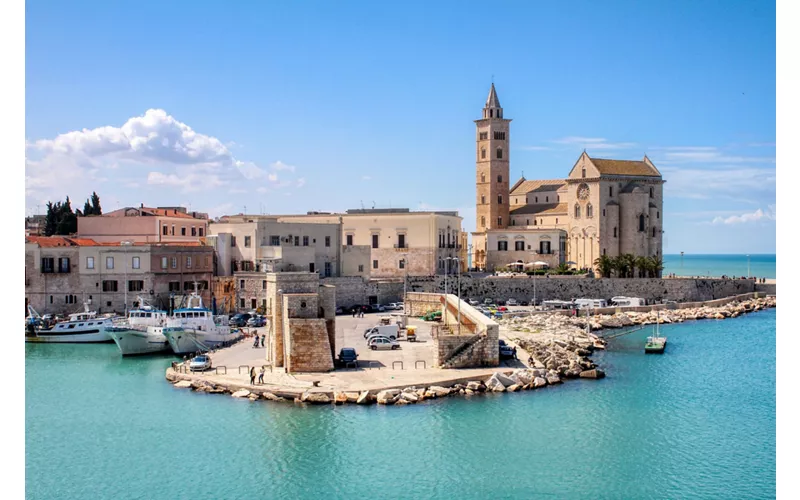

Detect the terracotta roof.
[
  {"left": 510, "top": 203, "right": 567, "bottom": 216},
  {"left": 510, "top": 179, "right": 565, "bottom": 196},
  {"left": 589, "top": 157, "right": 661, "bottom": 177},
  {"left": 25, "top": 236, "right": 100, "bottom": 247}
]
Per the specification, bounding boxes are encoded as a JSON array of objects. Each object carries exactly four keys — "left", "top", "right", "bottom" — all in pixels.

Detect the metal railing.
[{"left": 392, "top": 361, "right": 404, "bottom": 370}]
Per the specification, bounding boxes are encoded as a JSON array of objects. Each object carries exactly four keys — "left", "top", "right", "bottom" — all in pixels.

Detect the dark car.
[
  {"left": 229, "top": 313, "right": 252, "bottom": 327},
  {"left": 519, "top": 300, "right": 529, "bottom": 306},
  {"left": 347, "top": 305, "right": 363, "bottom": 315},
  {"left": 337, "top": 348, "right": 359, "bottom": 368},
  {"left": 335, "top": 306, "right": 345, "bottom": 315},
  {"left": 499, "top": 340, "right": 515, "bottom": 360}
]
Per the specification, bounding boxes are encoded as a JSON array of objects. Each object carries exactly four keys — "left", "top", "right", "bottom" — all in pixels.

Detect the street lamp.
[
  {"left": 400, "top": 254, "right": 408, "bottom": 306},
  {"left": 121, "top": 240, "right": 133, "bottom": 316},
  {"left": 746, "top": 254, "right": 750, "bottom": 278}
]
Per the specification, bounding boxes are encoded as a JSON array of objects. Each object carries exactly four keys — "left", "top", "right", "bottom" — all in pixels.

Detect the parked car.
[
  {"left": 483, "top": 298, "right": 493, "bottom": 305},
  {"left": 229, "top": 313, "right": 252, "bottom": 327},
  {"left": 335, "top": 306, "right": 345, "bottom": 315},
  {"left": 395, "top": 302, "right": 404, "bottom": 311},
  {"left": 499, "top": 340, "right": 515, "bottom": 360},
  {"left": 385, "top": 303, "right": 399, "bottom": 311},
  {"left": 246, "top": 316, "right": 265, "bottom": 327},
  {"left": 368, "top": 336, "right": 400, "bottom": 350},
  {"left": 506, "top": 298, "right": 518, "bottom": 306},
  {"left": 337, "top": 348, "right": 359, "bottom": 367},
  {"left": 189, "top": 354, "right": 213, "bottom": 371},
  {"left": 518, "top": 300, "right": 529, "bottom": 306},
  {"left": 369, "top": 304, "right": 386, "bottom": 313},
  {"left": 496, "top": 299, "right": 506, "bottom": 306},
  {"left": 497, "top": 306, "right": 508, "bottom": 312},
  {"left": 468, "top": 299, "right": 479, "bottom": 306}
]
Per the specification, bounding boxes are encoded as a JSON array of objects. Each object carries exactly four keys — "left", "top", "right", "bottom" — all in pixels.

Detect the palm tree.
[
  {"left": 648, "top": 255, "right": 664, "bottom": 278},
  {"left": 555, "top": 263, "right": 570, "bottom": 275},
  {"left": 634, "top": 256, "right": 650, "bottom": 278},
  {"left": 593, "top": 255, "right": 613, "bottom": 278},
  {"left": 619, "top": 254, "right": 636, "bottom": 278}
]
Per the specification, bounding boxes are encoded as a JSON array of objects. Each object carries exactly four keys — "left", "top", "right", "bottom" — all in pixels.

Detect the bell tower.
[{"left": 475, "top": 83, "right": 511, "bottom": 234}]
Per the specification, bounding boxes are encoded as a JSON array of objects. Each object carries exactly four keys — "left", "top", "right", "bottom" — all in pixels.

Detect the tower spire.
[{"left": 485, "top": 83, "right": 501, "bottom": 109}]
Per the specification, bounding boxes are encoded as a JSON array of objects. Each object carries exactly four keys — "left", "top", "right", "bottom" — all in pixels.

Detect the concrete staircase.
[{"left": 441, "top": 333, "right": 485, "bottom": 369}]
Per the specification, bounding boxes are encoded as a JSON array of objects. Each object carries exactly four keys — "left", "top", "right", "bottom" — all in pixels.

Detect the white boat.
[
  {"left": 107, "top": 299, "right": 172, "bottom": 356},
  {"left": 162, "top": 284, "right": 240, "bottom": 355},
  {"left": 25, "top": 303, "right": 114, "bottom": 343}
]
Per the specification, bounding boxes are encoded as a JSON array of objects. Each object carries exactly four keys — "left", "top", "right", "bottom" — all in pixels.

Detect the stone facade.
[
  {"left": 485, "top": 228, "right": 567, "bottom": 271},
  {"left": 470, "top": 85, "right": 665, "bottom": 273},
  {"left": 77, "top": 206, "right": 208, "bottom": 244}
]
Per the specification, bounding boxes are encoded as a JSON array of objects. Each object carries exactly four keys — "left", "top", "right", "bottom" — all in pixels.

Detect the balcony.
[{"left": 393, "top": 244, "right": 408, "bottom": 250}]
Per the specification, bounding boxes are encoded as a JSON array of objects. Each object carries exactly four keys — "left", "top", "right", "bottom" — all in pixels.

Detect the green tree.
[
  {"left": 44, "top": 196, "right": 78, "bottom": 235},
  {"left": 648, "top": 255, "right": 664, "bottom": 278},
  {"left": 634, "top": 256, "right": 650, "bottom": 278},
  {"left": 593, "top": 255, "right": 613, "bottom": 278},
  {"left": 90, "top": 192, "right": 102, "bottom": 215}
]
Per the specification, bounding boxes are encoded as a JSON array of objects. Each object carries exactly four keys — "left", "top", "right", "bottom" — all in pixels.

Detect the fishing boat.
[
  {"left": 162, "top": 283, "right": 240, "bottom": 355},
  {"left": 25, "top": 303, "right": 114, "bottom": 343},
  {"left": 644, "top": 310, "right": 667, "bottom": 354},
  {"left": 107, "top": 298, "right": 172, "bottom": 356}
]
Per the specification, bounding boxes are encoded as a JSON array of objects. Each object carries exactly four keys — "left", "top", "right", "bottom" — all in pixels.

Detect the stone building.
[
  {"left": 263, "top": 272, "right": 336, "bottom": 373},
  {"left": 280, "top": 208, "right": 466, "bottom": 278},
  {"left": 471, "top": 84, "right": 665, "bottom": 272},
  {"left": 77, "top": 205, "right": 209, "bottom": 244}
]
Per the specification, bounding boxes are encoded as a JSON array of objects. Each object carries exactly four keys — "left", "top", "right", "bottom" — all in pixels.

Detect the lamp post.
[
  {"left": 121, "top": 240, "right": 133, "bottom": 316},
  {"left": 746, "top": 254, "right": 750, "bottom": 278},
  {"left": 401, "top": 254, "right": 408, "bottom": 306},
  {"left": 680, "top": 251, "right": 684, "bottom": 276}
]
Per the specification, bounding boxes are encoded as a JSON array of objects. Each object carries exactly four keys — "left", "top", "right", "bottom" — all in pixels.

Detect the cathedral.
[{"left": 471, "top": 84, "right": 665, "bottom": 273}]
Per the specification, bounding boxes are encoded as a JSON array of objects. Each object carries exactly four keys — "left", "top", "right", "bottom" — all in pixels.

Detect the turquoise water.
[
  {"left": 662, "top": 253, "right": 776, "bottom": 279},
  {"left": 26, "top": 309, "right": 776, "bottom": 499}
]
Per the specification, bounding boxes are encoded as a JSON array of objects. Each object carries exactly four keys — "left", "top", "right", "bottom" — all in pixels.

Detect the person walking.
[
  {"left": 258, "top": 366, "right": 265, "bottom": 385},
  {"left": 513, "top": 346, "right": 518, "bottom": 360},
  {"left": 261, "top": 334, "right": 265, "bottom": 347},
  {"left": 249, "top": 367, "right": 256, "bottom": 385},
  {"left": 352, "top": 307, "right": 357, "bottom": 318}
]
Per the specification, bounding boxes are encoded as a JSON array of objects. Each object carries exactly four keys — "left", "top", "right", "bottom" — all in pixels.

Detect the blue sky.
[{"left": 24, "top": 0, "right": 776, "bottom": 253}]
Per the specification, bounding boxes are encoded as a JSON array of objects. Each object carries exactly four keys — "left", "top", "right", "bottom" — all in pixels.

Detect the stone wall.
[
  {"left": 406, "top": 292, "right": 442, "bottom": 317},
  {"left": 284, "top": 318, "right": 334, "bottom": 373},
  {"left": 319, "top": 277, "right": 404, "bottom": 307}
]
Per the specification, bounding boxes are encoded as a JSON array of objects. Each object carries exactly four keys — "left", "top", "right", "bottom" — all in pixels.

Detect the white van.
[
  {"left": 611, "top": 296, "right": 645, "bottom": 307},
  {"left": 574, "top": 299, "right": 608, "bottom": 309},
  {"left": 363, "top": 324, "right": 400, "bottom": 340}
]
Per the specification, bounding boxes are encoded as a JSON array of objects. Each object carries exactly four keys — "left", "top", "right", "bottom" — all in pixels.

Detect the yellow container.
[{"left": 407, "top": 326, "right": 417, "bottom": 334}]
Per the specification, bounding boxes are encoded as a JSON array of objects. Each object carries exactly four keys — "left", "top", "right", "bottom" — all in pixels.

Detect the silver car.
[
  {"left": 368, "top": 336, "right": 400, "bottom": 350},
  {"left": 189, "top": 355, "right": 212, "bottom": 372}
]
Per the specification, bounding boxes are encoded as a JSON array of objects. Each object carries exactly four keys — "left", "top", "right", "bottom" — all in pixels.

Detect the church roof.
[
  {"left": 589, "top": 157, "right": 661, "bottom": 177},
  {"left": 485, "top": 83, "right": 501, "bottom": 109},
  {"left": 510, "top": 179, "right": 565, "bottom": 196},
  {"left": 510, "top": 202, "right": 567, "bottom": 216}
]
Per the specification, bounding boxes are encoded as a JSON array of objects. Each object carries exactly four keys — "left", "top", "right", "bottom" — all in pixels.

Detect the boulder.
[
  {"left": 400, "top": 391, "right": 419, "bottom": 403},
  {"left": 512, "top": 370, "right": 534, "bottom": 386},
  {"left": 173, "top": 380, "right": 192, "bottom": 389},
  {"left": 304, "top": 392, "right": 331, "bottom": 404},
  {"left": 334, "top": 392, "right": 349, "bottom": 405},
  {"left": 485, "top": 374, "right": 506, "bottom": 392},
  {"left": 507, "top": 384, "right": 521, "bottom": 392},
  {"left": 191, "top": 380, "right": 213, "bottom": 391},
  {"left": 714, "top": 313, "right": 725, "bottom": 320},
  {"left": 356, "top": 391, "right": 372, "bottom": 405},
  {"left": 429, "top": 386, "right": 451, "bottom": 398},
  {"left": 466, "top": 381, "right": 484, "bottom": 392},
  {"left": 579, "top": 369, "right": 606, "bottom": 379},
  {"left": 424, "top": 390, "right": 437, "bottom": 399},
  {"left": 377, "top": 390, "right": 399, "bottom": 404},
  {"left": 465, "top": 389, "right": 474, "bottom": 395},
  {"left": 533, "top": 376, "right": 547, "bottom": 388},
  {"left": 231, "top": 389, "right": 251, "bottom": 398},
  {"left": 262, "top": 392, "right": 282, "bottom": 401},
  {"left": 394, "top": 398, "right": 410, "bottom": 405},
  {"left": 546, "top": 375, "right": 562, "bottom": 385},
  {"left": 248, "top": 394, "right": 259, "bottom": 401},
  {"left": 494, "top": 372, "right": 516, "bottom": 387},
  {"left": 345, "top": 392, "right": 360, "bottom": 403}
]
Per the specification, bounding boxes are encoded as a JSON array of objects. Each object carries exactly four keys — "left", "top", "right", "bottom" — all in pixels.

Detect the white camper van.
[
  {"left": 574, "top": 298, "right": 608, "bottom": 309},
  {"left": 610, "top": 296, "right": 646, "bottom": 307}
]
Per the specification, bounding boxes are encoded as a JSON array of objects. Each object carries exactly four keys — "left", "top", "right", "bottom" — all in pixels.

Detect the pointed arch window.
[
  {"left": 652, "top": 227, "right": 657, "bottom": 238},
  {"left": 574, "top": 204, "right": 581, "bottom": 218},
  {"left": 481, "top": 148, "right": 486, "bottom": 159},
  {"left": 497, "top": 216, "right": 502, "bottom": 227},
  {"left": 639, "top": 214, "right": 646, "bottom": 232},
  {"left": 481, "top": 173, "right": 485, "bottom": 183},
  {"left": 497, "top": 195, "right": 503, "bottom": 204},
  {"left": 582, "top": 168, "right": 586, "bottom": 178},
  {"left": 481, "top": 195, "right": 485, "bottom": 204},
  {"left": 613, "top": 227, "right": 617, "bottom": 238},
  {"left": 481, "top": 216, "right": 486, "bottom": 228},
  {"left": 650, "top": 187, "right": 654, "bottom": 198},
  {"left": 586, "top": 203, "right": 593, "bottom": 218},
  {"left": 496, "top": 148, "right": 503, "bottom": 159}
]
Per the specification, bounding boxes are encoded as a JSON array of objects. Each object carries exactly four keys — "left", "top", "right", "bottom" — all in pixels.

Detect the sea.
[
  {"left": 26, "top": 308, "right": 776, "bottom": 499},
  {"left": 662, "top": 253, "right": 776, "bottom": 279}
]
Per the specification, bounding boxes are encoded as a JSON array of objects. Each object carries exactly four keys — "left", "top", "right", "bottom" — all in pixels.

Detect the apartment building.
[{"left": 77, "top": 205, "right": 209, "bottom": 244}]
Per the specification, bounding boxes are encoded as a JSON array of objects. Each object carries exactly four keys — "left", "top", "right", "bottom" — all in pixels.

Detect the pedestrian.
[
  {"left": 258, "top": 366, "right": 265, "bottom": 384},
  {"left": 513, "top": 347, "right": 518, "bottom": 360},
  {"left": 261, "top": 334, "right": 265, "bottom": 347},
  {"left": 249, "top": 367, "right": 256, "bottom": 385},
  {"left": 252, "top": 335, "right": 259, "bottom": 348},
  {"left": 352, "top": 307, "right": 356, "bottom": 318}
]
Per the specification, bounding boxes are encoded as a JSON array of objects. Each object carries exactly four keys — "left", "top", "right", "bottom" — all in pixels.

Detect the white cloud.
[
  {"left": 653, "top": 146, "right": 774, "bottom": 164},
  {"left": 25, "top": 109, "right": 301, "bottom": 209},
  {"left": 660, "top": 166, "right": 775, "bottom": 201},
  {"left": 296, "top": 178, "right": 306, "bottom": 188},
  {"left": 551, "top": 136, "right": 636, "bottom": 150},
  {"left": 712, "top": 205, "right": 776, "bottom": 225}
]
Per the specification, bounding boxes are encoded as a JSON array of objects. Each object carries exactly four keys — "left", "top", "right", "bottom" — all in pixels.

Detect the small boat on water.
[
  {"left": 162, "top": 284, "right": 240, "bottom": 355},
  {"left": 645, "top": 311, "right": 667, "bottom": 354},
  {"left": 25, "top": 303, "right": 114, "bottom": 343},
  {"left": 107, "top": 298, "right": 172, "bottom": 356}
]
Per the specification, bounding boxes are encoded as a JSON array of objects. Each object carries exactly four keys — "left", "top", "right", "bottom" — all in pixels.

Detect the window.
[
  {"left": 602, "top": 209, "right": 606, "bottom": 217},
  {"left": 251, "top": 298, "right": 257, "bottom": 309},
  {"left": 293, "top": 236, "right": 299, "bottom": 246},
  {"left": 244, "top": 236, "right": 251, "bottom": 247},
  {"left": 372, "top": 234, "right": 379, "bottom": 249},
  {"left": 86, "top": 257, "right": 95, "bottom": 269},
  {"left": 168, "top": 281, "right": 180, "bottom": 292},
  {"left": 479, "top": 132, "right": 488, "bottom": 140},
  {"left": 497, "top": 216, "right": 502, "bottom": 227},
  {"left": 398, "top": 234, "right": 406, "bottom": 248},
  {"left": 481, "top": 173, "right": 485, "bottom": 183},
  {"left": 582, "top": 168, "right": 586, "bottom": 178},
  {"left": 303, "top": 236, "right": 309, "bottom": 246},
  {"left": 171, "top": 257, "right": 177, "bottom": 268},
  {"left": 535, "top": 197, "right": 538, "bottom": 203},
  {"left": 515, "top": 241, "right": 525, "bottom": 251},
  {"left": 609, "top": 186, "right": 613, "bottom": 197},
  {"left": 239, "top": 279, "right": 245, "bottom": 289},
  {"left": 346, "top": 234, "right": 353, "bottom": 246},
  {"left": 574, "top": 205, "right": 581, "bottom": 218},
  {"left": 539, "top": 241, "right": 551, "bottom": 254},
  {"left": 587, "top": 204, "right": 593, "bottom": 218},
  {"left": 161, "top": 257, "right": 168, "bottom": 269},
  {"left": 480, "top": 216, "right": 486, "bottom": 228},
  {"left": 556, "top": 218, "right": 559, "bottom": 224},
  {"left": 162, "top": 225, "right": 168, "bottom": 235},
  {"left": 498, "top": 195, "right": 503, "bottom": 204},
  {"left": 497, "top": 175, "right": 503, "bottom": 183},
  {"left": 325, "top": 236, "right": 331, "bottom": 247},
  {"left": 545, "top": 196, "right": 549, "bottom": 202},
  {"left": 481, "top": 148, "right": 486, "bottom": 159},
  {"left": 171, "top": 225, "right": 175, "bottom": 236},
  {"left": 56, "top": 258, "right": 69, "bottom": 273},
  {"left": 102, "top": 280, "right": 118, "bottom": 292},
  {"left": 493, "top": 131, "right": 506, "bottom": 140},
  {"left": 231, "top": 236, "right": 236, "bottom": 247},
  {"left": 181, "top": 227, "right": 186, "bottom": 236},
  {"left": 652, "top": 227, "right": 657, "bottom": 238},
  {"left": 324, "top": 262, "right": 332, "bottom": 277},
  {"left": 496, "top": 148, "right": 503, "bottom": 159},
  {"left": 132, "top": 256, "right": 140, "bottom": 269},
  {"left": 533, "top": 219, "right": 537, "bottom": 226},
  {"left": 497, "top": 241, "right": 508, "bottom": 251},
  {"left": 50, "top": 295, "right": 53, "bottom": 304},
  {"left": 240, "top": 298, "right": 245, "bottom": 309},
  {"left": 199, "top": 228, "right": 204, "bottom": 237},
  {"left": 271, "top": 235, "right": 280, "bottom": 246},
  {"left": 481, "top": 195, "right": 485, "bottom": 204},
  {"left": 309, "top": 262, "right": 315, "bottom": 273},
  {"left": 650, "top": 187, "right": 654, "bottom": 198},
  {"left": 603, "top": 248, "right": 607, "bottom": 256},
  {"left": 639, "top": 214, "right": 646, "bottom": 232},
  {"left": 511, "top": 219, "right": 516, "bottom": 226},
  {"left": 358, "top": 264, "right": 364, "bottom": 272},
  {"left": 372, "top": 260, "right": 378, "bottom": 269},
  {"left": 399, "top": 259, "right": 405, "bottom": 269},
  {"left": 657, "top": 211, "right": 660, "bottom": 219},
  {"left": 65, "top": 295, "right": 77, "bottom": 304},
  {"left": 186, "top": 256, "right": 192, "bottom": 268},
  {"left": 526, "top": 219, "right": 530, "bottom": 225},
  {"left": 191, "top": 227, "right": 197, "bottom": 237},
  {"left": 128, "top": 280, "right": 144, "bottom": 292},
  {"left": 106, "top": 257, "right": 114, "bottom": 270},
  {"left": 614, "top": 227, "right": 618, "bottom": 238}
]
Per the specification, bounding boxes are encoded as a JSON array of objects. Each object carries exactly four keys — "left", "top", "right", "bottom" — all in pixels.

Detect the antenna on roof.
[
  {"left": 372, "top": 201, "right": 376, "bottom": 209},
  {"left": 360, "top": 200, "right": 365, "bottom": 210}
]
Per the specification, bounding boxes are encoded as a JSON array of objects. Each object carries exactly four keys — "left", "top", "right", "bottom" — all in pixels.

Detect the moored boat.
[
  {"left": 162, "top": 284, "right": 240, "bottom": 355},
  {"left": 645, "top": 311, "right": 667, "bottom": 354},
  {"left": 25, "top": 303, "right": 114, "bottom": 343},
  {"left": 107, "top": 300, "right": 172, "bottom": 356}
]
